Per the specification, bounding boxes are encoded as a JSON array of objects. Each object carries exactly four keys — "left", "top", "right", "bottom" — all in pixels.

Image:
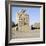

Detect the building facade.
[{"left": 16, "top": 9, "right": 30, "bottom": 32}]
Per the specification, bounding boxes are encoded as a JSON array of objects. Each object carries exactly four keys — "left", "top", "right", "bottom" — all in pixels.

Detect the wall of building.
[{"left": 0, "top": 0, "right": 46, "bottom": 46}]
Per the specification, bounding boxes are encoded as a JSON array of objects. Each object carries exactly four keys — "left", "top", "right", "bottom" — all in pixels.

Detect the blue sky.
[{"left": 11, "top": 7, "right": 40, "bottom": 25}]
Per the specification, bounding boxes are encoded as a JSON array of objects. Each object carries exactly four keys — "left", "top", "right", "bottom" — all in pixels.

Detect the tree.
[{"left": 12, "top": 22, "right": 15, "bottom": 27}]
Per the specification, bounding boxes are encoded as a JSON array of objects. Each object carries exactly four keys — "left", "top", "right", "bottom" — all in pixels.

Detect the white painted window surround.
[
  {"left": 8, "top": 2, "right": 46, "bottom": 46},
  {"left": 7, "top": 0, "right": 46, "bottom": 45}
]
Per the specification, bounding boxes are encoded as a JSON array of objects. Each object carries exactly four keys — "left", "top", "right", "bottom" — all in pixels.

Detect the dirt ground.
[{"left": 11, "top": 29, "right": 40, "bottom": 39}]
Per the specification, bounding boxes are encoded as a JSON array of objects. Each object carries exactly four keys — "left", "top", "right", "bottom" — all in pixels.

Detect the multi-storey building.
[{"left": 16, "top": 9, "right": 30, "bottom": 32}]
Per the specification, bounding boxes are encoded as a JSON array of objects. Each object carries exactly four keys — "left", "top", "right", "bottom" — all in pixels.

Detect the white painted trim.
[{"left": 8, "top": 3, "right": 43, "bottom": 43}]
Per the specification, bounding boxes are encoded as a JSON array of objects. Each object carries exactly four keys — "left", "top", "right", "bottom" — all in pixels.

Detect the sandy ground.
[{"left": 11, "top": 29, "right": 40, "bottom": 39}]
